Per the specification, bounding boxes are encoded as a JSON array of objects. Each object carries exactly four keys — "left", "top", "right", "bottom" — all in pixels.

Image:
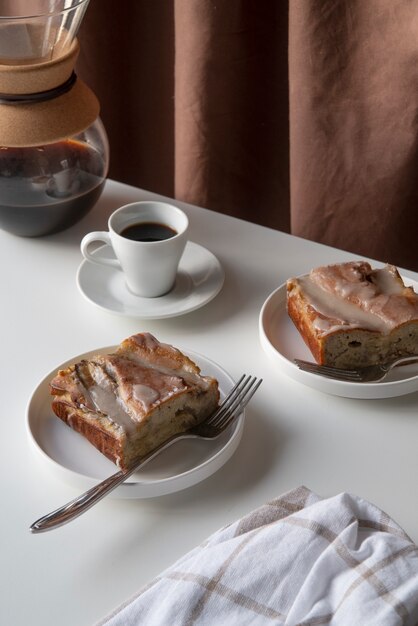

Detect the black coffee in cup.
[{"left": 120, "top": 222, "right": 177, "bottom": 242}]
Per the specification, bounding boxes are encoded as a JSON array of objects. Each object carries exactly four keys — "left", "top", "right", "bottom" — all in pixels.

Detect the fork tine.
[
  {"left": 300, "top": 366, "right": 361, "bottom": 380},
  {"left": 207, "top": 374, "right": 247, "bottom": 421},
  {"left": 211, "top": 376, "right": 262, "bottom": 431},
  {"left": 206, "top": 375, "right": 251, "bottom": 428},
  {"left": 204, "top": 374, "right": 248, "bottom": 427},
  {"left": 298, "top": 367, "right": 361, "bottom": 382},
  {"left": 214, "top": 378, "right": 262, "bottom": 432},
  {"left": 294, "top": 359, "right": 362, "bottom": 381},
  {"left": 215, "top": 376, "right": 259, "bottom": 424},
  {"left": 294, "top": 359, "right": 360, "bottom": 377}
]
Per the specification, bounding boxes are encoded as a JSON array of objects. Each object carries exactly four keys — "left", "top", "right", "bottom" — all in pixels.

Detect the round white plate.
[
  {"left": 76, "top": 241, "right": 224, "bottom": 319},
  {"left": 259, "top": 279, "right": 418, "bottom": 399},
  {"left": 26, "top": 347, "right": 243, "bottom": 498}
]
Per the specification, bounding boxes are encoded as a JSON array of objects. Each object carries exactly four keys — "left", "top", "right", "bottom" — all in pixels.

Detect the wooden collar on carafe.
[{"left": 0, "top": 39, "right": 99, "bottom": 147}]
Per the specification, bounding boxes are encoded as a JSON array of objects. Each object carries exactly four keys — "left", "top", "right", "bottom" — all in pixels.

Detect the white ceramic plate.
[
  {"left": 26, "top": 347, "right": 243, "bottom": 498},
  {"left": 76, "top": 241, "right": 224, "bottom": 319},
  {"left": 259, "top": 278, "right": 418, "bottom": 399}
]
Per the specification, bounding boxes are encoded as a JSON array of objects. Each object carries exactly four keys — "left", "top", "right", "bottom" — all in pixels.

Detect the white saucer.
[
  {"left": 76, "top": 241, "right": 224, "bottom": 319},
  {"left": 259, "top": 278, "right": 418, "bottom": 399},
  {"left": 26, "top": 347, "right": 244, "bottom": 499}
]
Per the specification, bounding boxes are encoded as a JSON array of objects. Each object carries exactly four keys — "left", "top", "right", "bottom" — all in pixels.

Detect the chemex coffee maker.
[{"left": 0, "top": 0, "right": 109, "bottom": 237}]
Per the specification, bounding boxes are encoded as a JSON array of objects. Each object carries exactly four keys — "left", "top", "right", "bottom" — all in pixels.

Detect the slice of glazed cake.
[
  {"left": 287, "top": 261, "right": 418, "bottom": 369},
  {"left": 50, "top": 333, "right": 220, "bottom": 469}
]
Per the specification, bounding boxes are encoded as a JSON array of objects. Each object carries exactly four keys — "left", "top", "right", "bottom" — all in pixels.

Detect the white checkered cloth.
[{"left": 98, "top": 487, "right": 418, "bottom": 625}]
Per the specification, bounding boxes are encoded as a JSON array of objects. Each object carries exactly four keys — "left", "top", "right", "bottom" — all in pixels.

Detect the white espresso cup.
[{"left": 80, "top": 201, "right": 189, "bottom": 297}]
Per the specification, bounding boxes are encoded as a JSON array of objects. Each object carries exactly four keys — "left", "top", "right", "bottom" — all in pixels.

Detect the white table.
[{"left": 2, "top": 180, "right": 417, "bottom": 626}]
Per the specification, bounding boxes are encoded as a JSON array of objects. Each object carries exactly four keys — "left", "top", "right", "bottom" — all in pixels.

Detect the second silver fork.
[{"left": 294, "top": 355, "right": 418, "bottom": 383}]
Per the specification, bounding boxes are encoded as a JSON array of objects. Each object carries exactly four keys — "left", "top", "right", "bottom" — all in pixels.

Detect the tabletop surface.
[{"left": 2, "top": 179, "right": 417, "bottom": 626}]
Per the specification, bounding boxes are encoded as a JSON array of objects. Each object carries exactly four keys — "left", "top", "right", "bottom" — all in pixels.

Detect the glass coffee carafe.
[{"left": 0, "top": 0, "right": 109, "bottom": 237}]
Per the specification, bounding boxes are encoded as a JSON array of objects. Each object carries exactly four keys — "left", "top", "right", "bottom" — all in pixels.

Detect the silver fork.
[
  {"left": 30, "top": 374, "right": 262, "bottom": 533},
  {"left": 294, "top": 356, "right": 418, "bottom": 383}
]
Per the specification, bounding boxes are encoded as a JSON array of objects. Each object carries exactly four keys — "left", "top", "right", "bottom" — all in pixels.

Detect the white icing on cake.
[{"left": 292, "top": 262, "right": 418, "bottom": 337}]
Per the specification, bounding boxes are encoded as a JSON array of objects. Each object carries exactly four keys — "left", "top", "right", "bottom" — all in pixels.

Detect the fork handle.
[
  {"left": 29, "top": 436, "right": 179, "bottom": 533},
  {"left": 30, "top": 467, "right": 132, "bottom": 533}
]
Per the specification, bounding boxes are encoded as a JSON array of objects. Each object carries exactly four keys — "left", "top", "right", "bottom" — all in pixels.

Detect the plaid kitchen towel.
[{"left": 98, "top": 487, "right": 418, "bottom": 625}]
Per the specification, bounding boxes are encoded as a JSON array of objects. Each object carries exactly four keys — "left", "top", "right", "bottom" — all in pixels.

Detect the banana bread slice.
[
  {"left": 287, "top": 261, "right": 418, "bottom": 369},
  {"left": 50, "top": 333, "right": 220, "bottom": 469}
]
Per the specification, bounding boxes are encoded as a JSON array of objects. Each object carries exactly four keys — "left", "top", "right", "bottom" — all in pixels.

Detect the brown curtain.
[
  {"left": 78, "top": 0, "right": 418, "bottom": 271},
  {"left": 77, "top": 0, "right": 290, "bottom": 232},
  {"left": 289, "top": 0, "right": 418, "bottom": 272}
]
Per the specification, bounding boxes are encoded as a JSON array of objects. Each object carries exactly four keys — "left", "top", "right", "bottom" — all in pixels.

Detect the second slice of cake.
[{"left": 287, "top": 261, "right": 418, "bottom": 369}]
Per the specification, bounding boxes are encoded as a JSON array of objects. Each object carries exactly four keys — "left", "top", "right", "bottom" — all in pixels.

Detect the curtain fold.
[
  {"left": 173, "top": 0, "right": 290, "bottom": 231},
  {"left": 77, "top": 0, "right": 418, "bottom": 271},
  {"left": 289, "top": 0, "right": 418, "bottom": 271},
  {"left": 78, "top": 0, "right": 175, "bottom": 198}
]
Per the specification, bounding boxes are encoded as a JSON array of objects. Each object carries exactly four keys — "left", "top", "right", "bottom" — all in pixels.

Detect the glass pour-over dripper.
[
  {"left": 0, "top": 0, "right": 89, "bottom": 65},
  {"left": 0, "top": 0, "right": 109, "bottom": 237}
]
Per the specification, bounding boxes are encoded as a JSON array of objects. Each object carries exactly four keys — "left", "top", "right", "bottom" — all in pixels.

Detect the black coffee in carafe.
[{"left": 0, "top": 139, "right": 106, "bottom": 237}]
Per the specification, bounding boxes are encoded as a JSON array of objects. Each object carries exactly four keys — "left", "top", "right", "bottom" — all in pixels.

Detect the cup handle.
[{"left": 80, "top": 232, "right": 120, "bottom": 268}]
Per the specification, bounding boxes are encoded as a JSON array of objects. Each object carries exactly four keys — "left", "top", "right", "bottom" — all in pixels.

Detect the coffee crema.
[{"left": 120, "top": 222, "right": 177, "bottom": 242}]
